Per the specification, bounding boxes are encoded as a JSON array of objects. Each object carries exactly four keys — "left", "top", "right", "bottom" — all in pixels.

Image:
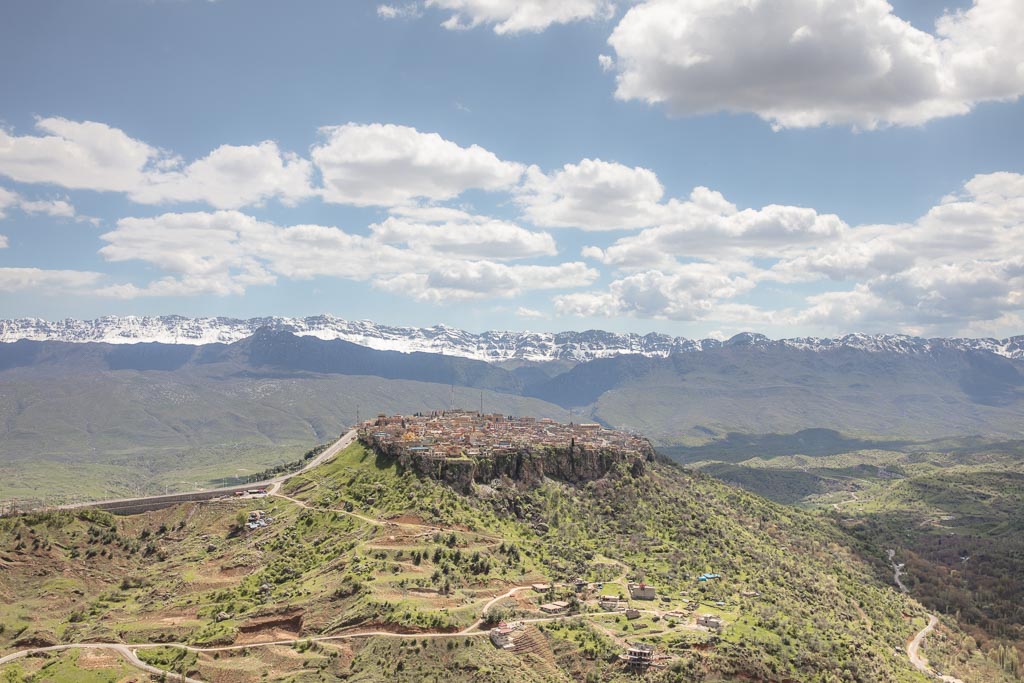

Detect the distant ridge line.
[{"left": 1, "top": 315, "right": 1022, "bottom": 362}]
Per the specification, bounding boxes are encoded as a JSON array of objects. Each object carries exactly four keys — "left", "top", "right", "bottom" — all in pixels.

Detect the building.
[
  {"left": 625, "top": 608, "right": 641, "bottom": 620},
  {"left": 539, "top": 600, "right": 570, "bottom": 614},
  {"left": 489, "top": 621, "right": 522, "bottom": 649},
  {"left": 698, "top": 573, "right": 721, "bottom": 582},
  {"left": 531, "top": 583, "right": 551, "bottom": 592},
  {"left": 697, "top": 614, "right": 724, "bottom": 632},
  {"left": 599, "top": 598, "right": 627, "bottom": 612},
  {"left": 629, "top": 582, "right": 656, "bottom": 600},
  {"left": 622, "top": 643, "right": 655, "bottom": 669}
]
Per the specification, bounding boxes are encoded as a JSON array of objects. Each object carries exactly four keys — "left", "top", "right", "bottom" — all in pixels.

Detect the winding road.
[{"left": 906, "top": 614, "right": 965, "bottom": 683}]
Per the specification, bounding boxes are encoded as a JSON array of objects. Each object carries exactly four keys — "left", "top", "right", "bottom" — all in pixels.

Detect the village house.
[
  {"left": 697, "top": 614, "right": 724, "bottom": 632},
  {"left": 489, "top": 621, "right": 522, "bottom": 649},
  {"left": 599, "top": 597, "right": 627, "bottom": 611},
  {"left": 621, "top": 643, "right": 655, "bottom": 668},
  {"left": 629, "top": 582, "right": 656, "bottom": 600},
  {"left": 539, "top": 600, "right": 570, "bottom": 614}
]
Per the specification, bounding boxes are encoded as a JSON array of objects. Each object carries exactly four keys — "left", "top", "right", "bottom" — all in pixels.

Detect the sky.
[{"left": 1, "top": 0, "right": 1023, "bottom": 339}]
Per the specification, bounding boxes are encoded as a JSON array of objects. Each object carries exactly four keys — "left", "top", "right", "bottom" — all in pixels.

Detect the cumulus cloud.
[
  {"left": 0, "top": 187, "right": 17, "bottom": 219},
  {"left": 517, "top": 158, "right": 667, "bottom": 230},
  {"left": 372, "top": 206, "right": 557, "bottom": 259},
  {"left": 97, "top": 209, "right": 594, "bottom": 301},
  {"left": 0, "top": 267, "right": 104, "bottom": 293},
  {"left": 129, "top": 141, "right": 315, "bottom": 209},
  {"left": 377, "top": 3, "right": 422, "bottom": 20},
  {"left": 606, "top": 0, "right": 1024, "bottom": 129},
  {"left": 312, "top": 123, "right": 524, "bottom": 207},
  {"left": 426, "top": 0, "right": 615, "bottom": 34},
  {"left": 375, "top": 261, "right": 597, "bottom": 301},
  {"left": 562, "top": 171, "right": 1024, "bottom": 335},
  {"left": 0, "top": 185, "right": 79, "bottom": 220},
  {"left": 0, "top": 118, "right": 314, "bottom": 209},
  {"left": 589, "top": 187, "right": 846, "bottom": 266},
  {"left": 555, "top": 263, "right": 758, "bottom": 321}
]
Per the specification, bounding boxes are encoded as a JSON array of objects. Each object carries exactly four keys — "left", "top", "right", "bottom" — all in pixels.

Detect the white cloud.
[
  {"left": 0, "top": 267, "right": 104, "bottom": 293},
  {"left": 561, "top": 171, "right": 1024, "bottom": 335},
  {"left": 517, "top": 158, "right": 666, "bottom": 230},
  {"left": 0, "top": 187, "right": 17, "bottom": 219},
  {"left": 373, "top": 206, "right": 557, "bottom": 259},
  {"left": 606, "top": 0, "right": 1024, "bottom": 129},
  {"left": 0, "top": 118, "right": 314, "bottom": 209},
  {"left": 375, "top": 261, "right": 597, "bottom": 301},
  {"left": 378, "top": 3, "right": 423, "bottom": 20},
  {"left": 0, "top": 118, "right": 163, "bottom": 192},
  {"left": 516, "top": 306, "right": 546, "bottom": 318},
  {"left": 0, "top": 185, "right": 79, "bottom": 220},
  {"left": 0, "top": 234, "right": 7, "bottom": 249},
  {"left": 598, "top": 54, "right": 615, "bottom": 72},
  {"left": 129, "top": 141, "right": 315, "bottom": 209},
  {"left": 426, "top": 0, "right": 615, "bottom": 34},
  {"left": 588, "top": 188, "right": 846, "bottom": 266},
  {"left": 97, "top": 209, "right": 594, "bottom": 301},
  {"left": 312, "top": 123, "right": 524, "bottom": 207},
  {"left": 554, "top": 263, "right": 758, "bottom": 321}
]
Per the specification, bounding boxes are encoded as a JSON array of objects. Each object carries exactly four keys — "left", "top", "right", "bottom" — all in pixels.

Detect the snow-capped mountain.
[{"left": 1, "top": 315, "right": 1022, "bottom": 362}]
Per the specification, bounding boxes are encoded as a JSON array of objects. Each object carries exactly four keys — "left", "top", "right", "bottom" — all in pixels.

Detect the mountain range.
[{"left": 3, "top": 315, "right": 1023, "bottom": 362}]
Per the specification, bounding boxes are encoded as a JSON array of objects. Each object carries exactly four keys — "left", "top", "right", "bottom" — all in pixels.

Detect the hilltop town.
[
  {"left": 356, "top": 410, "right": 655, "bottom": 491},
  {"left": 358, "top": 410, "right": 651, "bottom": 461}
]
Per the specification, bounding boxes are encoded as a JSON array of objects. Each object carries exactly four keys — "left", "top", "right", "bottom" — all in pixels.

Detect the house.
[
  {"left": 599, "top": 598, "right": 626, "bottom": 611},
  {"left": 741, "top": 590, "right": 760, "bottom": 598},
  {"left": 572, "top": 578, "right": 589, "bottom": 592},
  {"left": 629, "top": 582, "right": 656, "bottom": 600},
  {"left": 697, "top": 614, "right": 724, "bottom": 632},
  {"left": 621, "top": 643, "right": 655, "bottom": 668},
  {"left": 531, "top": 583, "right": 551, "bottom": 592},
  {"left": 489, "top": 621, "right": 521, "bottom": 649},
  {"left": 697, "top": 573, "right": 721, "bottom": 582},
  {"left": 625, "top": 608, "right": 641, "bottom": 620},
  {"left": 539, "top": 601, "right": 570, "bottom": 614}
]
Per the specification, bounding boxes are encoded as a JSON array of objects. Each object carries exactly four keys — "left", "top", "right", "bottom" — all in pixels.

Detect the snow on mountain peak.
[{"left": 0, "top": 316, "right": 1021, "bottom": 363}]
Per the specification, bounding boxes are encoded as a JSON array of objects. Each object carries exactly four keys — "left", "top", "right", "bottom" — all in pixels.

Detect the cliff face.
[{"left": 365, "top": 438, "right": 654, "bottom": 493}]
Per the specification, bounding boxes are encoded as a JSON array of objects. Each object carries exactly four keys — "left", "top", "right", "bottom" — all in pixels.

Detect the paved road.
[{"left": 906, "top": 614, "right": 965, "bottom": 683}]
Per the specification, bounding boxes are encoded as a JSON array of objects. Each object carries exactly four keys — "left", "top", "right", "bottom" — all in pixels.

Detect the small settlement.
[{"left": 358, "top": 410, "right": 650, "bottom": 461}]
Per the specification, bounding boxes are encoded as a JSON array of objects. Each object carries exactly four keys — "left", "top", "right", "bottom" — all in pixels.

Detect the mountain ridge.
[{"left": 3, "top": 314, "right": 1023, "bottom": 362}]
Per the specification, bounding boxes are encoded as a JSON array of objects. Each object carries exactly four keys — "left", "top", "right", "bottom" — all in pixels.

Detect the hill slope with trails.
[{"left": 0, "top": 421, "right": 1007, "bottom": 682}]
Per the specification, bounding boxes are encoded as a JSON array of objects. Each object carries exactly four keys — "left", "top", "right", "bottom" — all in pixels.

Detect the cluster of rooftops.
[{"left": 357, "top": 409, "right": 651, "bottom": 460}]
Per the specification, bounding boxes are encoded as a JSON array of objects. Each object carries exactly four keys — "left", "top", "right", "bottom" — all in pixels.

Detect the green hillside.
[
  {"left": 0, "top": 440, "right": 1003, "bottom": 682},
  {"left": 685, "top": 437, "right": 1024, "bottom": 681}
]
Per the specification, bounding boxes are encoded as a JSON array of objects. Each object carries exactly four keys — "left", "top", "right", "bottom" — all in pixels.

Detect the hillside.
[
  {"left": 1, "top": 434, "right": 1002, "bottom": 682},
  {"left": 680, "top": 437, "right": 1024, "bottom": 681}
]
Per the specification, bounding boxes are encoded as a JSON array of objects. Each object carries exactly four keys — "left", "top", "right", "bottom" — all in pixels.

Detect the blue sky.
[{"left": 1, "top": 0, "right": 1022, "bottom": 338}]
